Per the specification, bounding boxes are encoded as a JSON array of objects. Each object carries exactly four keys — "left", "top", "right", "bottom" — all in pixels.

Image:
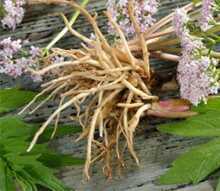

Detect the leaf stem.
[{"left": 43, "top": 0, "right": 90, "bottom": 55}]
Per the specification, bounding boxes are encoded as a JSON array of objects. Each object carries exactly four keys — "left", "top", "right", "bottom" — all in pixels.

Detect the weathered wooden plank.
[
  {"left": 176, "top": 182, "right": 214, "bottom": 191},
  {"left": 54, "top": 125, "right": 210, "bottom": 191},
  {"left": 0, "top": 0, "right": 191, "bottom": 49},
  {"left": 1, "top": 0, "right": 216, "bottom": 191}
]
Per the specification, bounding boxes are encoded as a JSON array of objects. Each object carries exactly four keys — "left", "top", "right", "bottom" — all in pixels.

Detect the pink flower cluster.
[
  {"left": 199, "top": 0, "right": 214, "bottom": 31},
  {"left": 107, "top": 0, "right": 159, "bottom": 37},
  {"left": 173, "top": 8, "right": 219, "bottom": 105},
  {"left": 173, "top": 9, "right": 204, "bottom": 53},
  {"left": 1, "top": 0, "right": 25, "bottom": 30},
  {"left": 177, "top": 56, "right": 219, "bottom": 105},
  {"left": 0, "top": 37, "right": 42, "bottom": 81}
]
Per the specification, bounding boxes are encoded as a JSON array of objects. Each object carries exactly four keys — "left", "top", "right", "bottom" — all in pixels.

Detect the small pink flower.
[
  {"left": 107, "top": 0, "right": 159, "bottom": 38},
  {"left": 173, "top": 8, "right": 219, "bottom": 105},
  {"left": 30, "top": 46, "right": 41, "bottom": 58},
  {"left": 0, "top": 37, "right": 42, "bottom": 81},
  {"left": 200, "top": 0, "right": 214, "bottom": 31},
  {"left": 173, "top": 8, "right": 189, "bottom": 37},
  {"left": 177, "top": 56, "right": 219, "bottom": 106},
  {"left": 0, "top": 37, "right": 22, "bottom": 58},
  {"left": 1, "top": 0, "right": 25, "bottom": 30}
]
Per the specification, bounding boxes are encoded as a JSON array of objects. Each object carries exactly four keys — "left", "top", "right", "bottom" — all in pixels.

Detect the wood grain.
[{"left": 0, "top": 0, "right": 216, "bottom": 190}]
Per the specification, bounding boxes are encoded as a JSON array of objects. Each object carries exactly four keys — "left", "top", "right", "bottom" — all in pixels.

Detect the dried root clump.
[{"left": 21, "top": 0, "right": 194, "bottom": 179}]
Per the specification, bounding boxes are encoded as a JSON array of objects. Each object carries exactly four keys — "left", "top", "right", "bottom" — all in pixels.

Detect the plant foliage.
[
  {"left": 158, "top": 98, "right": 220, "bottom": 190},
  {"left": 0, "top": 88, "right": 38, "bottom": 114},
  {"left": 158, "top": 98, "right": 220, "bottom": 137},
  {"left": 0, "top": 116, "right": 83, "bottom": 191}
]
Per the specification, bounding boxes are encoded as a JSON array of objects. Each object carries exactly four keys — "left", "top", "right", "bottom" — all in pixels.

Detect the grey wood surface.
[{"left": 0, "top": 0, "right": 216, "bottom": 190}]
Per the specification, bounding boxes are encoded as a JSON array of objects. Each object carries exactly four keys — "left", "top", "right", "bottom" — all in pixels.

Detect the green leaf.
[
  {"left": 5, "top": 147, "right": 73, "bottom": 190},
  {"left": 0, "top": 137, "right": 29, "bottom": 154},
  {"left": 0, "top": 115, "right": 78, "bottom": 191},
  {"left": 5, "top": 170, "right": 15, "bottom": 191},
  {"left": 0, "top": 159, "right": 15, "bottom": 191},
  {"left": 158, "top": 98, "right": 220, "bottom": 137},
  {"left": 192, "top": 98, "right": 220, "bottom": 113},
  {"left": 25, "top": 164, "right": 71, "bottom": 191},
  {"left": 15, "top": 170, "right": 38, "bottom": 191},
  {"left": 159, "top": 139, "right": 220, "bottom": 185},
  {"left": 39, "top": 153, "right": 84, "bottom": 169},
  {"left": 6, "top": 154, "right": 41, "bottom": 171},
  {"left": 0, "top": 159, "right": 7, "bottom": 191},
  {"left": 16, "top": 177, "right": 35, "bottom": 191},
  {"left": 0, "top": 116, "right": 32, "bottom": 139},
  {"left": 0, "top": 88, "right": 38, "bottom": 114}
]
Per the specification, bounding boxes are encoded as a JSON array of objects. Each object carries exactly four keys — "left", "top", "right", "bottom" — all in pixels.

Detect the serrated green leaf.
[
  {"left": 39, "top": 153, "right": 84, "bottom": 169},
  {"left": 5, "top": 169, "right": 15, "bottom": 191},
  {"left": 0, "top": 158, "right": 7, "bottom": 191},
  {"left": 0, "top": 88, "right": 39, "bottom": 114},
  {"left": 158, "top": 98, "right": 220, "bottom": 137},
  {"left": 15, "top": 170, "right": 38, "bottom": 191},
  {"left": 0, "top": 116, "right": 81, "bottom": 141},
  {"left": 16, "top": 177, "right": 35, "bottom": 191},
  {"left": 6, "top": 154, "right": 41, "bottom": 171},
  {"left": 0, "top": 116, "right": 32, "bottom": 139},
  {"left": 0, "top": 114, "right": 77, "bottom": 191},
  {"left": 192, "top": 97, "right": 220, "bottom": 113},
  {"left": 0, "top": 137, "right": 29, "bottom": 154},
  {"left": 25, "top": 164, "right": 71, "bottom": 191},
  {"left": 0, "top": 159, "right": 15, "bottom": 191},
  {"left": 159, "top": 139, "right": 220, "bottom": 185}
]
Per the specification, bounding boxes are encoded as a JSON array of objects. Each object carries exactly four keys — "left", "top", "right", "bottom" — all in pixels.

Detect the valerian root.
[{"left": 22, "top": 0, "right": 195, "bottom": 179}]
